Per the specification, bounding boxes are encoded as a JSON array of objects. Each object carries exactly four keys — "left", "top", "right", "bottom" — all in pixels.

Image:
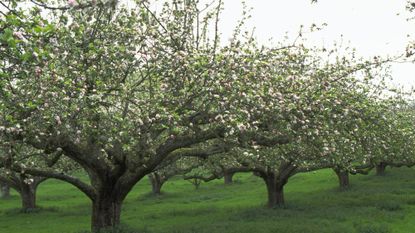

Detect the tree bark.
[
  {"left": 376, "top": 162, "right": 387, "bottom": 176},
  {"left": 266, "top": 179, "right": 276, "bottom": 207},
  {"left": 275, "top": 184, "right": 284, "bottom": 206},
  {"left": 224, "top": 171, "right": 234, "bottom": 185},
  {"left": 91, "top": 195, "right": 123, "bottom": 232},
  {"left": 264, "top": 173, "right": 285, "bottom": 208},
  {"left": 0, "top": 183, "right": 10, "bottom": 199},
  {"left": 333, "top": 168, "right": 350, "bottom": 190},
  {"left": 19, "top": 183, "right": 36, "bottom": 211}
]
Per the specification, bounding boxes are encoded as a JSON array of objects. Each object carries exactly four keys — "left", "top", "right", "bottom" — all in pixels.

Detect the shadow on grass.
[
  {"left": 76, "top": 224, "right": 152, "bottom": 233},
  {"left": 3, "top": 206, "right": 60, "bottom": 215}
]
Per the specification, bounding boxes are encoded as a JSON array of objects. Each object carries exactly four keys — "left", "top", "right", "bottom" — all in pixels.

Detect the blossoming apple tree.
[
  {"left": 1, "top": 0, "right": 409, "bottom": 231},
  {"left": 0, "top": 0, "right": 288, "bottom": 230}
]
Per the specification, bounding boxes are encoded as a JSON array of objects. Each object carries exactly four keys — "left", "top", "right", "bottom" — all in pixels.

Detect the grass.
[{"left": 1, "top": 167, "right": 415, "bottom": 233}]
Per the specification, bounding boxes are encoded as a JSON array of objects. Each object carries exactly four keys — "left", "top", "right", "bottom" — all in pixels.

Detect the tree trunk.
[
  {"left": 194, "top": 180, "right": 201, "bottom": 190},
  {"left": 149, "top": 174, "right": 164, "bottom": 195},
  {"left": 266, "top": 178, "right": 277, "bottom": 208},
  {"left": 91, "top": 196, "right": 122, "bottom": 232},
  {"left": 19, "top": 183, "right": 36, "bottom": 211},
  {"left": 0, "top": 183, "right": 10, "bottom": 199},
  {"left": 151, "top": 181, "right": 162, "bottom": 195},
  {"left": 275, "top": 184, "right": 284, "bottom": 206},
  {"left": 334, "top": 169, "right": 350, "bottom": 190},
  {"left": 264, "top": 173, "right": 285, "bottom": 208},
  {"left": 376, "top": 162, "right": 387, "bottom": 176},
  {"left": 224, "top": 171, "right": 234, "bottom": 185}
]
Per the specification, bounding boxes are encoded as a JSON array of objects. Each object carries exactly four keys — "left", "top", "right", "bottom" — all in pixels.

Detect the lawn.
[{"left": 1, "top": 167, "right": 415, "bottom": 233}]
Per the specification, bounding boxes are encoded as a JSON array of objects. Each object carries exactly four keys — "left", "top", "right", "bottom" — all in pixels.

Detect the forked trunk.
[
  {"left": 149, "top": 174, "right": 164, "bottom": 195},
  {"left": 334, "top": 169, "right": 350, "bottom": 190},
  {"left": 151, "top": 181, "right": 162, "bottom": 195},
  {"left": 151, "top": 181, "right": 163, "bottom": 195},
  {"left": 376, "top": 162, "right": 387, "bottom": 176}
]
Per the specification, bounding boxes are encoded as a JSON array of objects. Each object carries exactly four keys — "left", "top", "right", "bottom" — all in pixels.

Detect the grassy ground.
[{"left": 1, "top": 167, "right": 415, "bottom": 233}]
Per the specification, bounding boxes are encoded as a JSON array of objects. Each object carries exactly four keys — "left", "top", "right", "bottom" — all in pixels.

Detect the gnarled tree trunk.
[
  {"left": 264, "top": 173, "right": 285, "bottom": 207},
  {"left": 333, "top": 168, "right": 349, "bottom": 190},
  {"left": 255, "top": 163, "right": 297, "bottom": 208},
  {"left": 88, "top": 172, "right": 134, "bottom": 233},
  {"left": 376, "top": 162, "right": 387, "bottom": 176},
  {"left": 18, "top": 176, "right": 48, "bottom": 212},
  {"left": 19, "top": 183, "right": 36, "bottom": 211},
  {"left": 91, "top": 195, "right": 122, "bottom": 232},
  {"left": 0, "top": 175, "right": 46, "bottom": 210},
  {"left": 265, "top": 174, "right": 277, "bottom": 207},
  {"left": 149, "top": 174, "right": 164, "bottom": 195}
]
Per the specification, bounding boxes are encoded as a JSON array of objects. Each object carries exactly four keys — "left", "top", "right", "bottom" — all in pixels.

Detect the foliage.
[{"left": 1, "top": 0, "right": 415, "bottom": 231}]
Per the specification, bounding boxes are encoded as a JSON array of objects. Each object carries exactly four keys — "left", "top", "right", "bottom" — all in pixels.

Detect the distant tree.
[
  {"left": 186, "top": 43, "right": 396, "bottom": 206},
  {"left": 329, "top": 96, "right": 415, "bottom": 189},
  {"left": 148, "top": 144, "right": 225, "bottom": 195},
  {"left": 183, "top": 153, "right": 253, "bottom": 185},
  {"left": 0, "top": 174, "right": 47, "bottom": 211},
  {"left": 0, "top": 142, "right": 70, "bottom": 211},
  {"left": 183, "top": 165, "right": 222, "bottom": 189},
  {"left": 0, "top": 183, "right": 10, "bottom": 199}
]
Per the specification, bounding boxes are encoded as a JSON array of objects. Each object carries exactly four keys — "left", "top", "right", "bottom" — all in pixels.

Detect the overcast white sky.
[
  {"left": 218, "top": 0, "right": 415, "bottom": 90},
  {"left": 3, "top": 1, "right": 414, "bottom": 88}
]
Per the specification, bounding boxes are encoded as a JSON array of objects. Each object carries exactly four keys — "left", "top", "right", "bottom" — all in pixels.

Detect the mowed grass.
[{"left": 2, "top": 167, "right": 415, "bottom": 233}]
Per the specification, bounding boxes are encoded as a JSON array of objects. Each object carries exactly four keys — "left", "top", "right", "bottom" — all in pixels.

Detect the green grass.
[{"left": 1, "top": 167, "right": 415, "bottom": 233}]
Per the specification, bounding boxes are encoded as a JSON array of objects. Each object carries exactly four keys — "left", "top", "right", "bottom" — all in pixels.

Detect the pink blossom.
[
  {"left": 13, "top": 31, "right": 24, "bottom": 40},
  {"left": 68, "top": 0, "right": 77, "bottom": 7},
  {"left": 35, "top": 66, "right": 42, "bottom": 76},
  {"left": 55, "top": 116, "right": 62, "bottom": 125}
]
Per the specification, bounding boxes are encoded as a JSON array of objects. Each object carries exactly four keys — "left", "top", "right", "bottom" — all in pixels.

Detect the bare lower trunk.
[
  {"left": 266, "top": 179, "right": 277, "bottom": 208},
  {"left": 334, "top": 169, "right": 350, "bottom": 190},
  {"left": 224, "top": 171, "right": 234, "bottom": 185},
  {"left": 376, "top": 162, "right": 387, "bottom": 176},
  {"left": 91, "top": 196, "right": 122, "bottom": 232},
  {"left": 19, "top": 183, "right": 36, "bottom": 211},
  {"left": 149, "top": 174, "right": 164, "bottom": 195},
  {"left": 151, "top": 180, "right": 163, "bottom": 195},
  {"left": 151, "top": 181, "right": 162, "bottom": 195},
  {"left": 0, "top": 184, "right": 10, "bottom": 199},
  {"left": 264, "top": 174, "right": 285, "bottom": 208}
]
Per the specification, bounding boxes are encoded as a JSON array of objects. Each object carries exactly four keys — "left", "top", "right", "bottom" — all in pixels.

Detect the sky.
[
  {"left": 218, "top": 0, "right": 415, "bottom": 90},
  {"left": 2, "top": 0, "right": 414, "bottom": 89}
]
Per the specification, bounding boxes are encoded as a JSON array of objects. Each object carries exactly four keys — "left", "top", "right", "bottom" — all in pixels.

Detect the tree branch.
[{"left": 11, "top": 166, "right": 96, "bottom": 200}]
